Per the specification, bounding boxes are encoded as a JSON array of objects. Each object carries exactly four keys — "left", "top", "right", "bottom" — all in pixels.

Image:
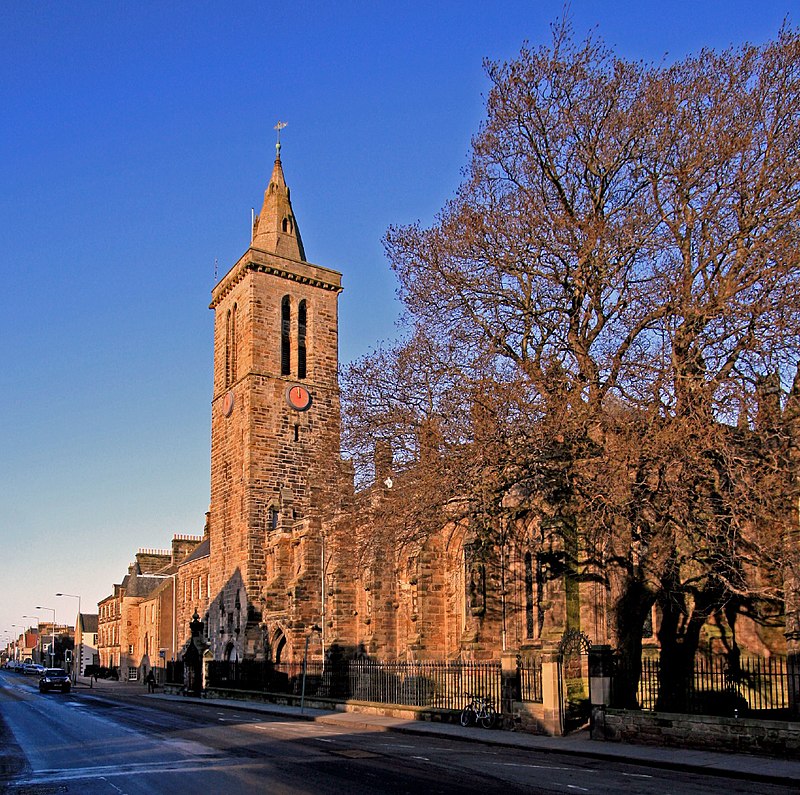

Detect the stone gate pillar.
[{"left": 540, "top": 650, "right": 563, "bottom": 736}]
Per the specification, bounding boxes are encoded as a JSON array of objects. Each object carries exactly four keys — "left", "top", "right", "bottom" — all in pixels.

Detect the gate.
[{"left": 558, "top": 629, "right": 592, "bottom": 733}]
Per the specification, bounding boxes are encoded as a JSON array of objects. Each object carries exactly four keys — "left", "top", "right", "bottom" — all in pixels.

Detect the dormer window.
[{"left": 282, "top": 216, "right": 294, "bottom": 234}]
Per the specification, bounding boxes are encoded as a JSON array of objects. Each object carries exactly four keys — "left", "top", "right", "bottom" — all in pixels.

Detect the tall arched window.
[
  {"left": 230, "top": 303, "right": 237, "bottom": 382},
  {"left": 281, "top": 296, "right": 291, "bottom": 375},
  {"left": 297, "top": 299, "right": 307, "bottom": 379},
  {"left": 224, "top": 309, "right": 232, "bottom": 387}
]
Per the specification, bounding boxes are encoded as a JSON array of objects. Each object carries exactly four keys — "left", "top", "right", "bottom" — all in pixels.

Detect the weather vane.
[{"left": 275, "top": 120, "right": 287, "bottom": 157}]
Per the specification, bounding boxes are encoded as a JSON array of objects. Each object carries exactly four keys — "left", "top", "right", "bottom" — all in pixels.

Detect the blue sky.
[{"left": 1, "top": 0, "right": 797, "bottom": 642}]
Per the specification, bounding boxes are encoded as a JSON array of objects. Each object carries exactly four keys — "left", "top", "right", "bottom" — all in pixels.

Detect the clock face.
[
  {"left": 286, "top": 384, "right": 312, "bottom": 411},
  {"left": 222, "top": 390, "right": 235, "bottom": 417}
]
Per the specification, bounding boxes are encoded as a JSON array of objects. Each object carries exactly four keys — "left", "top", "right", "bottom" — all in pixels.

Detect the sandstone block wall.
[{"left": 593, "top": 707, "right": 800, "bottom": 757}]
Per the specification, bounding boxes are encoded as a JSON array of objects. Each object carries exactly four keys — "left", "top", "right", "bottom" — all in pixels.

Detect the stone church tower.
[{"left": 205, "top": 141, "right": 342, "bottom": 662}]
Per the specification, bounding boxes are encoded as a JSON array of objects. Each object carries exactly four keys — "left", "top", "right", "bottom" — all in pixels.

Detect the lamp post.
[
  {"left": 36, "top": 607, "right": 56, "bottom": 666},
  {"left": 56, "top": 593, "right": 81, "bottom": 679},
  {"left": 22, "top": 616, "right": 40, "bottom": 664},
  {"left": 300, "top": 625, "right": 322, "bottom": 714},
  {"left": 10, "top": 625, "right": 20, "bottom": 661}
]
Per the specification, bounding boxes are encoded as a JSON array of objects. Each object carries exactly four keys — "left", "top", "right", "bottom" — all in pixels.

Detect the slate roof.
[
  {"left": 180, "top": 537, "right": 210, "bottom": 565},
  {"left": 79, "top": 613, "right": 98, "bottom": 633}
]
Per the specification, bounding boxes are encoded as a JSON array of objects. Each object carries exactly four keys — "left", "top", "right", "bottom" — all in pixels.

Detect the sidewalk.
[{"left": 79, "top": 680, "right": 800, "bottom": 788}]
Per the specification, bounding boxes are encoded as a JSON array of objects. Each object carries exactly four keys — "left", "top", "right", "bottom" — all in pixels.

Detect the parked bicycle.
[{"left": 460, "top": 692, "right": 497, "bottom": 729}]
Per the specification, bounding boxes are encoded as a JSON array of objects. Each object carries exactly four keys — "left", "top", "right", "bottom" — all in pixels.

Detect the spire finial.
[{"left": 274, "top": 120, "right": 287, "bottom": 159}]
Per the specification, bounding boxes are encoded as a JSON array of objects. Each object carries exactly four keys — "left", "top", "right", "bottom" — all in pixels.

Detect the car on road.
[
  {"left": 39, "top": 668, "right": 71, "bottom": 693},
  {"left": 23, "top": 663, "right": 45, "bottom": 676}
]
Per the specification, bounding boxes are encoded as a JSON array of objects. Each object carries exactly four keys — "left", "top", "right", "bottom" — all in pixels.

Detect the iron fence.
[
  {"left": 348, "top": 659, "right": 501, "bottom": 710},
  {"left": 518, "top": 655, "right": 543, "bottom": 703},
  {"left": 204, "top": 657, "right": 501, "bottom": 711},
  {"left": 615, "top": 654, "right": 799, "bottom": 716},
  {"left": 165, "top": 660, "right": 184, "bottom": 685}
]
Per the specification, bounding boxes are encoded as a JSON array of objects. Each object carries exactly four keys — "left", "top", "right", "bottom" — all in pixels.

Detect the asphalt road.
[{"left": 0, "top": 671, "right": 795, "bottom": 794}]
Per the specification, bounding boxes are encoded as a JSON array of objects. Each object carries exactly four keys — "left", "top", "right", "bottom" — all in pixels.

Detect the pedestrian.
[{"left": 145, "top": 669, "right": 156, "bottom": 693}]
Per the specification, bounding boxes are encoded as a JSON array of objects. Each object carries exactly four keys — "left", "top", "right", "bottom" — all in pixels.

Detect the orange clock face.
[
  {"left": 286, "top": 384, "right": 311, "bottom": 411},
  {"left": 222, "top": 390, "right": 235, "bottom": 417}
]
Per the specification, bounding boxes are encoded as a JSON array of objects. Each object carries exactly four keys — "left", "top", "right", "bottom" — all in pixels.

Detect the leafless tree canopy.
[{"left": 341, "top": 20, "right": 800, "bottom": 703}]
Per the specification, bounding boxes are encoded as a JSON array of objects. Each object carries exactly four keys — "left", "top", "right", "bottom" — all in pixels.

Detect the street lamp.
[
  {"left": 36, "top": 607, "right": 56, "bottom": 666},
  {"left": 300, "top": 624, "right": 323, "bottom": 713},
  {"left": 56, "top": 593, "right": 81, "bottom": 678},
  {"left": 10, "top": 625, "right": 19, "bottom": 661}
]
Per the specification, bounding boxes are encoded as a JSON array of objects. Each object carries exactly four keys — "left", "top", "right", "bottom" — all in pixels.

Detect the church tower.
[{"left": 206, "top": 137, "right": 342, "bottom": 662}]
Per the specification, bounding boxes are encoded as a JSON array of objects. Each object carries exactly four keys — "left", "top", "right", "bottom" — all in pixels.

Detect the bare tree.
[{"left": 342, "top": 20, "right": 800, "bottom": 702}]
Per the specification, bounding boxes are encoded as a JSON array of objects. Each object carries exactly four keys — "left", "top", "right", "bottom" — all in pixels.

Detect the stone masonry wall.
[{"left": 593, "top": 707, "right": 800, "bottom": 758}]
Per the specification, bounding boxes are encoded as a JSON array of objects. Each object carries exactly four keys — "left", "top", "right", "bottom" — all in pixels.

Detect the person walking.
[{"left": 145, "top": 669, "right": 156, "bottom": 693}]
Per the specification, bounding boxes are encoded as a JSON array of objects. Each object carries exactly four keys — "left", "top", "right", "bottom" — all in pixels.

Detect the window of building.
[
  {"left": 128, "top": 666, "right": 138, "bottom": 681},
  {"left": 524, "top": 552, "right": 534, "bottom": 639},
  {"left": 281, "top": 296, "right": 291, "bottom": 375},
  {"left": 281, "top": 295, "right": 292, "bottom": 375},
  {"left": 297, "top": 299, "right": 307, "bottom": 379},
  {"left": 225, "top": 309, "right": 231, "bottom": 386},
  {"left": 225, "top": 304, "right": 238, "bottom": 386}
]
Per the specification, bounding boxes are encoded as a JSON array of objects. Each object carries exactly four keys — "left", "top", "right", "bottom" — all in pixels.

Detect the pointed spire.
[{"left": 251, "top": 122, "right": 306, "bottom": 261}]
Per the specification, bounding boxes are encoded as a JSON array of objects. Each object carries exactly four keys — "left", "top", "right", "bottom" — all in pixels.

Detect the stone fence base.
[
  {"left": 512, "top": 700, "right": 562, "bottom": 736},
  {"left": 592, "top": 707, "right": 800, "bottom": 758}
]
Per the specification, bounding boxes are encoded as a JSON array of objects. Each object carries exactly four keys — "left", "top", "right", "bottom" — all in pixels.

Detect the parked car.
[
  {"left": 39, "top": 668, "right": 71, "bottom": 693},
  {"left": 23, "top": 663, "right": 45, "bottom": 676}
]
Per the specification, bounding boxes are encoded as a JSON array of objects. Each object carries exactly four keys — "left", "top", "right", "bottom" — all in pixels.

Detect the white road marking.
[
  {"left": 566, "top": 786, "right": 590, "bottom": 792},
  {"left": 492, "top": 762, "right": 575, "bottom": 772},
  {"left": 163, "top": 739, "right": 219, "bottom": 756},
  {"left": 12, "top": 758, "right": 237, "bottom": 786},
  {"left": 412, "top": 755, "right": 429, "bottom": 761}
]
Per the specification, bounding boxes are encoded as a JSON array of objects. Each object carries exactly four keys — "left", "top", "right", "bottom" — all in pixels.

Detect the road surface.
[{"left": 0, "top": 671, "right": 793, "bottom": 794}]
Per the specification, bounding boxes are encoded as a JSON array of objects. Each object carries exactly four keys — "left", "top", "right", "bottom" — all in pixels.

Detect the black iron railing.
[
  {"left": 518, "top": 655, "right": 543, "bottom": 703},
  {"left": 613, "top": 654, "right": 800, "bottom": 716},
  {"left": 204, "top": 657, "right": 502, "bottom": 710}
]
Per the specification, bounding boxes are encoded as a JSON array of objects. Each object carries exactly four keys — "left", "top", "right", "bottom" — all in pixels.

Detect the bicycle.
[{"left": 460, "top": 692, "right": 497, "bottom": 729}]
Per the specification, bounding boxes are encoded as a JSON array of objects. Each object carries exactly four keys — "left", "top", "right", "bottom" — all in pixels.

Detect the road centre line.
[{"left": 12, "top": 758, "right": 240, "bottom": 786}]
